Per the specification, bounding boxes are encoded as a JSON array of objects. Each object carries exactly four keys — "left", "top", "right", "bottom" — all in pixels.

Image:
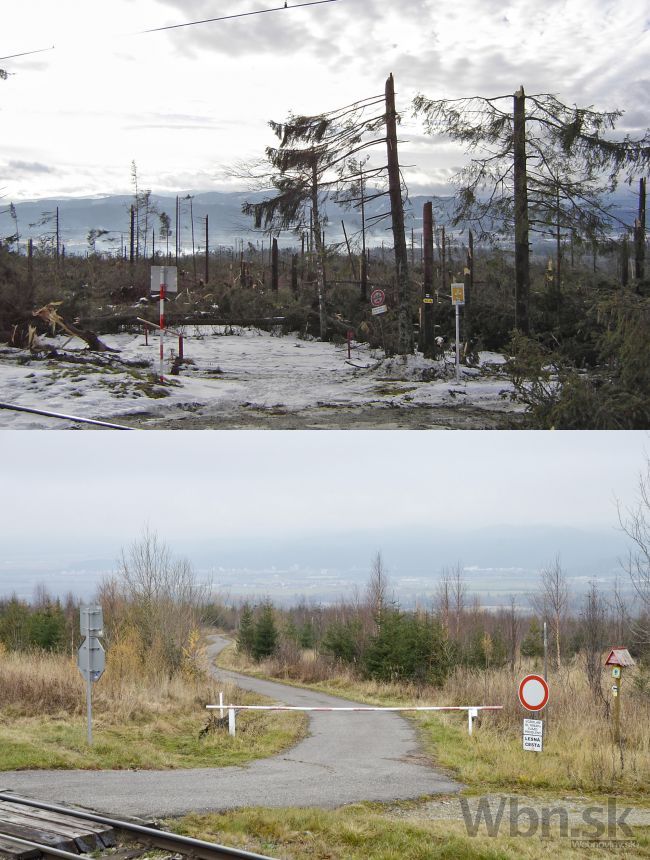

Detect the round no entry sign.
[
  {"left": 518, "top": 674, "right": 549, "bottom": 711},
  {"left": 370, "top": 288, "right": 386, "bottom": 307}
]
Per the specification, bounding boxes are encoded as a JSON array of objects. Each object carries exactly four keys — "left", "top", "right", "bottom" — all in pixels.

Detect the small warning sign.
[
  {"left": 522, "top": 718, "right": 543, "bottom": 752},
  {"left": 451, "top": 283, "right": 465, "bottom": 305}
]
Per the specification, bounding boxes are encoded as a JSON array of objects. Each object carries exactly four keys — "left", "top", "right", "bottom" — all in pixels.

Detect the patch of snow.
[{"left": 0, "top": 328, "right": 521, "bottom": 429}]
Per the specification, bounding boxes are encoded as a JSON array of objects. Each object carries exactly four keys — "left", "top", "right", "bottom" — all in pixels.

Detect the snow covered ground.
[{"left": 0, "top": 326, "right": 524, "bottom": 429}]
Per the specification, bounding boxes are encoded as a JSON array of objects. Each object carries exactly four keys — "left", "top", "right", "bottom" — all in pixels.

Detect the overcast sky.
[
  {"left": 1, "top": 430, "right": 647, "bottom": 601},
  {"left": 2, "top": 0, "right": 648, "bottom": 200},
  {"left": 1, "top": 430, "right": 647, "bottom": 542}
]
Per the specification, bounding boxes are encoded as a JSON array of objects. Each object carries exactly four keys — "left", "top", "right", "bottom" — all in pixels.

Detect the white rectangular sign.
[
  {"left": 523, "top": 718, "right": 543, "bottom": 752},
  {"left": 150, "top": 265, "right": 178, "bottom": 294},
  {"left": 371, "top": 304, "right": 387, "bottom": 316}
]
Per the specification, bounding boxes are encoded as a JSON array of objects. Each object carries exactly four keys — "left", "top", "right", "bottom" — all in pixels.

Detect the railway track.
[{"left": 0, "top": 794, "right": 272, "bottom": 860}]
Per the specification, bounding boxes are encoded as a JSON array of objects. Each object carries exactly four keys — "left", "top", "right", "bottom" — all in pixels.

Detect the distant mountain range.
[
  {"left": 0, "top": 523, "right": 632, "bottom": 609},
  {"left": 2, "top": 188, "right": 638, "bottom": 257},
  {"left": 0, "top": 190, "right": 441, "bottom": 255}
]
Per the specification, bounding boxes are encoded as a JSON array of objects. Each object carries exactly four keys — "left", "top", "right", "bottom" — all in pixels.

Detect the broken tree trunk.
[
  {"left": 421, "top": 201, "right": 435, "bottom": 357},
  {"left": 635, "top": 176, "right": 646, "bottom": 285},
  {"left": 32, "top": 303, "right": 118, "bottom": 352},
  {"left": 385, "top": 73, "right": 412, "bottom": 355},
  {"left": 513, "top": 85, "right": 531, "bottom": 334}
]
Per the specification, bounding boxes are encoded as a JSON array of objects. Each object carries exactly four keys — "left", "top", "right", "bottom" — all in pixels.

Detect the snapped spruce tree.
[
  {"left": 413, "top": 87, "right": 650, "bottom": 333},
  {"left": 242, "top": 76, "right": 413, "bottom": 352}
]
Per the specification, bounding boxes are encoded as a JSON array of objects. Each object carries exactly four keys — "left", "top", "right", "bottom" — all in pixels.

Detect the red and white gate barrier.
[{"left": 207, "top": 702, "right": 502, "bottom": 737}]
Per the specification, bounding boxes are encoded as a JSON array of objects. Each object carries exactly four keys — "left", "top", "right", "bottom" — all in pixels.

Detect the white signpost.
[
  {"left": 450, "top": 283, "right": 465, "bottom": 383},
  {"left": 150, "top": 266, "right": 178, "bottom": 381},
  {"left": 77, "top": 605, "right": 105, "bottom": 745}
]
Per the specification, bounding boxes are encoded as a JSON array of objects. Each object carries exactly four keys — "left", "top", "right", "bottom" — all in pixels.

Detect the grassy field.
[
  {"left": 170, "top": 804, "right": 650, "bottom": 859},
  {"left": 0, "top": 648, "right": 306, "bottom": 770}
]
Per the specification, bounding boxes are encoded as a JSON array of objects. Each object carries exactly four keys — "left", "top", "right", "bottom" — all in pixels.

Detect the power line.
[
  {"left": 138, "top": 0, "right": 340, "bottom": 35},
  {"left": 0, "top": 46, "right": 54, "bottom": 61}
]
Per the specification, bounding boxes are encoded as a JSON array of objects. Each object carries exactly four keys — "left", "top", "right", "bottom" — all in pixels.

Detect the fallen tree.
[{"left": 8, "top": 302, "right": 118, "bottom": 352}]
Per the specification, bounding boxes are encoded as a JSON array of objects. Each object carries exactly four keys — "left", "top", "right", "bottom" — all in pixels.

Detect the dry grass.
[
  {"left": 0, "top": 647, "right": 307, "bottom": 770},
  {"left": 170, "top": 804, "right": 650, "bottom": 859},
  {"left": 218, "top": 642, "right": 650, "bottom": 801}
]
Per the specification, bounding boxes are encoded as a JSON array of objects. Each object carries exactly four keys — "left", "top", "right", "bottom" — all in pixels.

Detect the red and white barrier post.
[
  {"left": 149, "top": 266, "right": 178, "bottom": 381},
  {"left": 159, "top": 277, "right": 166, "bottom": 382}
]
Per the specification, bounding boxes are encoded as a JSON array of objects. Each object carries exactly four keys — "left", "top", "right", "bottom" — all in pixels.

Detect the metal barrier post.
[
  {"left": 468, "top": 707, "right": 478, "bottom": 736},
  {"left": 219, "top": 691, "right": 224, "bottom": 719}
]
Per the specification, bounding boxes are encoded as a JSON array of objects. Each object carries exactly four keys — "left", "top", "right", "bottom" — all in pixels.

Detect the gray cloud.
[
  {"left": 7, "top": 160, "right": 54, "bottom": 175},
  {"left": 149, "top": 0, "right": 343, "bottom": 63}
]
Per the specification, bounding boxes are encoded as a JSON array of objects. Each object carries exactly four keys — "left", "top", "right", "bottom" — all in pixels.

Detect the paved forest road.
[{"left": 0, "top": 635, "right": 460, "bottom": 818}]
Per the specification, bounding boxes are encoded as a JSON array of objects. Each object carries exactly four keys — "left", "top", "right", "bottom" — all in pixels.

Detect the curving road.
[{"left": 0, "top": 636, "right": 460, "bottom": 817}]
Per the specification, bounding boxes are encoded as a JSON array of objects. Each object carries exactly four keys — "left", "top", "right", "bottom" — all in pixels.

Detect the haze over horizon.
[{"left": 2, "top": 431, "right": 647, "bottom": 606}]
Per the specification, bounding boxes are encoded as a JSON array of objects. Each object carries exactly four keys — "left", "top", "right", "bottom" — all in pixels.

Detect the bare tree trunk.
[
  {"left": 506, "top": 596, "right": 520, "bottom": 672},
  {"left": 55, "top": 206, "right": 60, "bottom": 263},
  {"left": 534, "top": 556, "right": 569, "bottom": 669},
  {"left": 621, "top": 234, "right": 629, "bottom": 288},
  {"left": 360, "top": 164, "right": 368, "bottom": 302},
  {"left": 555, "top": 185, "right": 562, "bottom": 297},
  {"left": 291, "top": 253, "right": 299, "bottom": 296},
  {"left": 441, "top": 226, "right": 446, "bottom": 294},
  {"left": 385, "top": 73, "right": 412, "bottom": 355},
  {"left": 175, "top": 195, "right": 180, "bottom": 266},
  {"left": 513, "top": 86, "right": 530, "bottom": 334},
  {"left": 635, "top": 176, "right": 646, "bottom": 285},
  {"left": 27, "top": 239, "right": 34, "bottom": 307},
  {"left": 581, "top": 582, "right": 607, "bottom": 703},
  {"left": 271, "top": 237, "right": 279, "bottom": 292},
  {"left": 422, "top": 201, "right": 435, "bottom": 356},
  {"left": 311, "top": 162, "right": 328, "bottom": 340},
  {"left": 205, "top": 215, "right": 209, "bottom": 284}
]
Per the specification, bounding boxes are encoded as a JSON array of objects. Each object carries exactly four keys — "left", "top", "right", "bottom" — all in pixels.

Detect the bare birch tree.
[
  {"left": 580, "top": 581, "right": 608, "bottom": 703},
  {"left": 534, "top": 556, "right": 569, "bottom": 668},
  {"left": 116, "top": 525, "right": 209, "bottom": 668},
  {"left": 505, "top": 595, "right": 521, "bottom": 672},
  {"left": 618, "top": 456, "right": 650, "bottom": 644}
]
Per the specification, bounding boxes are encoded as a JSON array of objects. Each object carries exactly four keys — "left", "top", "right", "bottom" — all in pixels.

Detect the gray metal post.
[{"left": 86, "top": 677, "right": 93, "bottom": 745}]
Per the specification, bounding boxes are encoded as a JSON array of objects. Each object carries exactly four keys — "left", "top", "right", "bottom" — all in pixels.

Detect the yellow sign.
[
  {"left": 423, "top": 297, "right": 434, "bottom": 304},
  {"left": 451, "top": 283, "right": 465, "bottom": 305}
]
